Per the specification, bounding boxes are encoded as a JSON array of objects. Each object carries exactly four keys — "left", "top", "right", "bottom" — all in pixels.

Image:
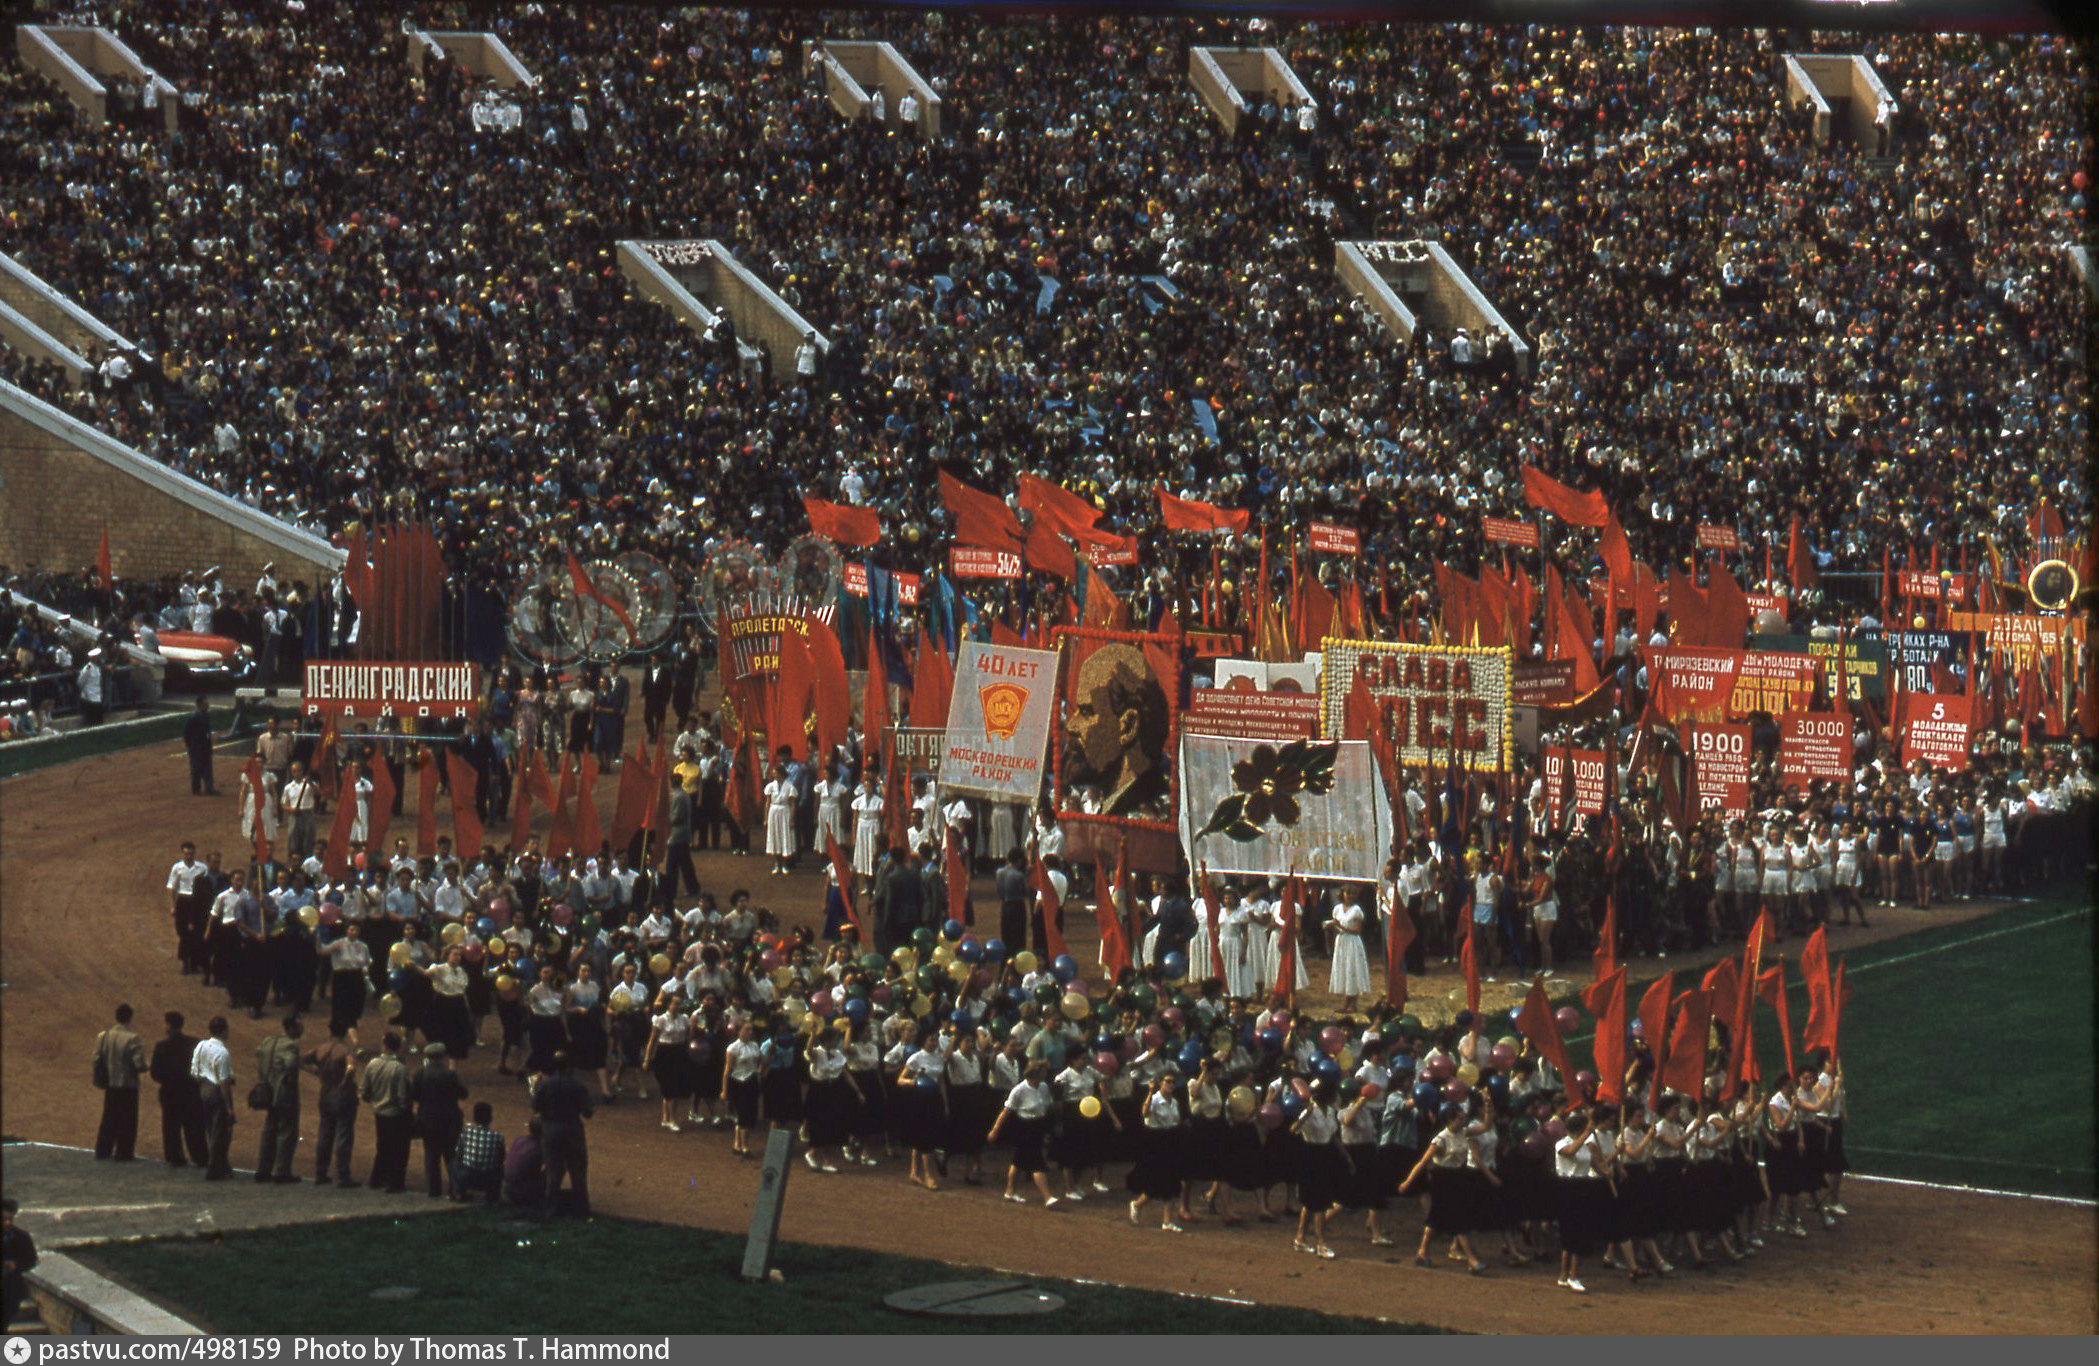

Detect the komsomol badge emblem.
[{"left": 980, "top": 682, "right": 1029, "bottom": 740}]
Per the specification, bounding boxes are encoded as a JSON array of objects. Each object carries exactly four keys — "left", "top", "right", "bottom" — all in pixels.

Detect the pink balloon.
[
  {"left": 1521, "top": 1131, "right": 1550, "bottom": 1158},
  {"left": 1360, "top": 1081, "right": 1382, "bottom": 1101},
  {"left": 871, "top": 984, "right": 893, "bottom": 1005},
  {"left": 1256, "top": 1102, "right": 1285, "bottom": 1132},
  {"left": 1489, "top": 1043, "right": 1516, "bottom": 1070},
  {"left": 1161, "top": 1006, "right": 1184, "bottom": 1030},
  {"left": 2075, "top": 170, "right": 2089, "bottom": 191},
  {"left": 760, "top": 949, "right": 780, "bottom": 971},
  {"left": 1421, "top": 1055, "right": 1454, "bottom": 1083},
  {"left": 1543, "top": 1117, "right": 1569, "bottom": 1141},
  {"left": 1119, "top": 1035, "right": 1142, "bottom": 1062},
  {"left": 1094, "top": 1051, "right": 1120, "bottom": 1077},
  {"left": 1442, "top": 1079, "right": 1469, "bottom": 1101},
  {"left": 550, "top": 903, "right": 574, "bottom": 926},
  {"left": 1573, "top": 1070, "right": 1598, "bottom": 1099},
  {"left": 1319, "top": 1025, "right": 1347, "bottom": 1056},
  {"left": 808, "top": 992, "right": 833, "bottom": 1016},
  {"left": 1554, "top": 1006, "right": 1581, "bottom": 1033},
  {"left": 1140, "top": 1024, "right": 1164, "bottom": 1050},
  {"left": 317, "top": 904, "right": 341, "bottom": 927},
  {"left": 971, "top": 967, "right": 994, "bottom": 990},
  {"left": 462, "top": 939, "right": 484, "bottom": 965}
]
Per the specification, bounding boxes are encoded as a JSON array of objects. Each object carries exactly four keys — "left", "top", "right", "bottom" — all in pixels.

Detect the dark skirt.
[
  {"left": 612, "top": 1012, "right": 649, "bottom": 1065},
  {"left": 495, "top": 996, "right": 525, "bottom": 1049},
  {"left": 1105, "top": 1095, "right": 1142, "bottom": 1164},
  {"left": 1556, "top": 1176, "right": 1611, "bottom": 1255},
  {"left": 1654, "top": 1161, "right": 1694, "bottom": 1235},
  {"left": 1341, "top": 1143, "right": 1388, "bottom": 1210},
  {"left": 848, "top": 1069, "right": 886, "bottom": 1141},
  {"left": 525, "top": 1013, "right": 564, "bottom": 1072},
  {"left": 946, "top": 1082, "right": 990, "bottom": 1156},
  {"left": 651, "top": 1044, "right": 692, "bottom": 1101},
  {"left": 1006, "top": 1115, "right": 1049, "bottom": 1175},
  {"left": 1425, "top": 1164, "right": 1475, "bottom": 1233},
  {"left": 1502, "top": 1152, "right": 1553, "bottom": 1224},
  {"left": 763, "top": 1066, "right": 804, "bottom": 1125},
  {"left": 897, "top": 1083, "right": 943, "bottom": 1152},
  {"left": 1187, "top": 1114, "right": 1229, "bottom": 1183},
  {"left": 1617, "top": 1165, "right": 1664, "bottom": 1238},
  {"left": 1688, "top": 1160, "right": 1735, "bottom": 1234},
  {"left": 1125, "top": 1124, "right": 1186, "bottom": 1200},
  {"left": 1224, "top": 1120, "right": 1268, "bottom": 1192},
  {"left": 1297, "top": 1140, "right": 1346, "bottom": 1214},
  {"left": 1822, "top": 1117, "right": 1848, "bottom": 1175},
  {"left": 806, "top": 1077, "right": 852, "bottom": 1147},
  {"left": 1766, "top": 1129, "right": 1815, "bottom": 1196},
  {"left": 726, "top": 1074, "right": 764, "bottom": 1129},
  {"left": 566, "top": 1009, "right": 607, "bottom": 1071},
  {"left": 689, "top": 1033, "right": 725, "bottom": 1098},
  {"left": 1264, "top": 1129, "right": 1301, "bottom": 1192},
  {"left": 1731, "top": 1147, "right": 1765, "bottom": 1212},
  {"left": 1051, "top": 1101, "right": 1105, "bottom": 1172}
]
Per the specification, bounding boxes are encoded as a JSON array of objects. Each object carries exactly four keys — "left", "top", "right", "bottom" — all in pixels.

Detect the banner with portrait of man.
[{"left": 1051, "top": 627, "right": 1182, "bottom": 836}]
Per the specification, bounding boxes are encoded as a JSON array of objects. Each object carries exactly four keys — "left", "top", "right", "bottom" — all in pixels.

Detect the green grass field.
[
  {"left": 76, "top": 1210, "right": 1441, "bottom": 1335},
  {"left": 1556, "top": 898, "right": 2095, "bottom": 1201}
]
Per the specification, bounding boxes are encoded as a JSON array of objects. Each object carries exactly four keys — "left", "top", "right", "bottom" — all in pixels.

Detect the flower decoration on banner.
[{"left": 1196, "top": 739, "right": 1341, "bottom": 842}]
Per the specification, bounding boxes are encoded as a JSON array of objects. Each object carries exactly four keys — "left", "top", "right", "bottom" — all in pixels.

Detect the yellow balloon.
[
  {"left": 1059, "top": 991, "right": 1089, "bottom": 1022},
  {"left": 486, "top": 937, "right": 509, "bottom": 958},
  {"left": 1456, "top": 1063, "right": 1480, "bottom": 1086},
  {"left": 772, "top": 966, "right": 795, "bottom": 991},
  {"left": 440, "top": 922, "right": 465, "bottom": 947},
  {"left": 494, "top": 974, "right": 517, "bottom": 999},
  {"left": 388, "top": 941, "right": 410, "bottom": 967},
  {"left": 891, "top": 946, "right": 917, "bottom": 967},
  {"left": 1013, "top": 951, "right": 1039, "bottom": 975},
  {"left": 1227, "top": 1085, "right": 1257, "bottom": 1121},
  {"left": 298, "top": 905, "right": 320, "bottom": 929},
  {"left": 931, "top": 945, "right": 953, "bottom": 967},
  {"left": 1079, "top": 1095, "right": 1102, "bottom": 1120},
  {"left": 648, "top": 953, "right": 672, "bottom": 977},
  {"left": 911, "top": 993, "right": 933, "bottom": 1017},
  {"left": 783, "top": 998, "right": 808, "bottom": 1024},
  {"left": 947, "top": 959, "right": 972, "bottom": 983},
  {"left": 379, "top": 992, "right": 403, "bottom": 1019}
]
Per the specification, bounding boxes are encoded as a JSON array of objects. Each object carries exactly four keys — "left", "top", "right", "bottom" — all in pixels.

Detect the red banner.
[
  {"left": 949, "top": 546, "right": 1023, "bottom": 580},
  {"left": 1082, "top": 535, "right": 1140, "bottom": 568},
  {"left": 1307, "top": 521, "right": 1361, "bottom": 556},
  {"left": 302, "top": 662, "right": 481, "bottom": 720},
  {"left": 1646, "top": 647, "right": 1741, "bottom": 722},
  {"left": 1728, "top": 650, "right": 1819, "bottom": 717},
  {"left": 1482, "top": 516, "right": 1541, "bottom": 549},
  {"left": 1779, "top": 712, "right": 1850, "bottom": 785},
  {"left": 1901, "top": 692, "right": 1976, "bottom": 771},
  {"left": 842, "top": 564, "right": 919, "bottom": 605},
  {"left": 1685, "top": 722, "right": 1752, "bottom": 817},
  {"left": 1695, "top": 524, "right": 1741, "bottom": 552}
]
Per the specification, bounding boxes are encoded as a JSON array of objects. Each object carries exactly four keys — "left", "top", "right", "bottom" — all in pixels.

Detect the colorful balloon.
[{"left": 1078, "top": 1095, "right": 1102, "bottom": 1120}]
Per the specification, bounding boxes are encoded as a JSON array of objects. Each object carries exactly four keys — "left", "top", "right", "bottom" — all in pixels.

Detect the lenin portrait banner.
[{"left": 1051, "top": 627, "right": 1183, "bottom": 842}]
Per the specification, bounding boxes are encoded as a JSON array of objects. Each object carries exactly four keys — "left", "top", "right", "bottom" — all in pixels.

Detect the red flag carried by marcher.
[
  {"left": 365, "top": 748, "right": 397, "bottom": 855},
  {"left": 1092, "top": 850, "right": 1131, "bottom": 979},
  {"left": 939, "top": 470, "right": 1026, "bottom": 554},
  {"left": 1661, "top": 988, "right": 1712, "bottom": 1100},
  {"left": 1516, "top": 980, "right": 1577, "bottom": 1092},
  {"left": 566, "top": 551, "right": 636, "bottom": 645},
  {"left": 1592, "top": 966, "right": 1630, "bottom": 1103},
  {"left": 1638, "top": 971, "right": 1674, "bottom": 1106},
  {"left": 444, "top": 748, "right": 484, "bottom": 858},
  {"left": 1018, "top": 473, "right": 1118, "bottom": 546},
  {"left": 945, "top": 824, "right": 972, "bottom": 929},
  {"left": 324, "top": 765, "right": 359, "bottom": 879},
  {"left": 96, "top": 524, "right": 113, "bottom": 591},
  {"left": 544, "top": 753, "right": 577, "bottom": 860},
  {"left": 1032, "top": 858, "right": 1070, "bottom": 964},
  {"left": 1800, "top": 927, "right": 1837, "bottom": 1056},
  {"left": 1274, "top": 874, "right": 1301, "bottom": 1005},
  {"left": 1757, "top": 959, "right": 1797, "bottom": 1079},
  {"left": 1521, "top": 465, "right": 1611, "bottom": 528},
  {"left": 1384, "top": 882, "right": 1415, "bottom": 1010},
  {"left": 802, "top": 496, "right": 882, "bottom": 548},
  {"left": 827, "top": 833, "right": 863, "bottom": 942},
  {"left": 415, "top": 746, "right": 441, "bottom": 857},
  {"left": 1583, "top": 897, "right": 1620, "bottom": 1013},
  {"left": 1156, "top": 485, "right": 1251, "bottom": 535},
  {"left": 509, "top": 747, "right": 541, "bottom": 854},
  {"left": 907, "top": 633, "right": 953, "bottom": 731},
  {"left": 639, "top": 735, "right": 669, "bottom": 852},
  {"left": 572, "top": 752, "right": 605, "bottom": 860},
  {"left": 1729, "top": 912, "right": 1770, "bottom": 1097},
  {"left": 1787, "top": 513, "right": 1819, "bottom": 591},
  {"left": 609, "top": 741, "right": 650, "bottom": 854},
  {"left": 1458, "top": 908, "right": 1481, "bottom": 1014}
]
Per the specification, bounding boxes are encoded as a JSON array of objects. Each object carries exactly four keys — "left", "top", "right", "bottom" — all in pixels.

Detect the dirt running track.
[{"left": 4, "top": 737, "right": 2093, "bottom": 1334}]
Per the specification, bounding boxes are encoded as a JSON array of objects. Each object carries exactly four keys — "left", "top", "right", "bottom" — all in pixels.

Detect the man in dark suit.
[
  {"left": 149, "top": 1011, "right": 209, "bottom": 1168},
  {"left": 1150, "top": 879, "right": 1197, "bottom": 970},
  {"left": 411, "top": 1044, "right": 469, "bottom": 1199},
  {"left": 302, "top": 1021, "right": 361, "bottom": 1187},
  {"left": 184, "top": 695, "right": 217, "bottom": 795},
  {"left": 360, "top": 1031, "right": 413, "bottom": 1193},
  {"left": 252, "top": 1015, "right": 303, "bottom": 1183},
  {"left": 530, "top": 1051, "right": 594, "bottom": 1218},
  {"left": 92, "top": 1003, "right": 148, "bottom": 1161}
]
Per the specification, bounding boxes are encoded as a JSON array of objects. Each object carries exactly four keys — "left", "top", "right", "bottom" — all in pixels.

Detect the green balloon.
[
  {"left": 845, "top": 982, "right": 869, "bottom": 1001},
  {"left": 1131, "top": 985, "right": 1159, "bottom": 1013},
  {"left": 859, "top": 953, "right": 886, "bottom": 973},
  {"left": 912, "top": 927, "right": 937, "bottom": 951},
  {"left": 1395, "top": 1014, "right": 1422, "bottom": 1035},
  {"left": 1032, "top": 982, "right": 1061, "bottom": 1006},
  {"left": 1511, "top": 1116, "right": 1539, "bottom": 1140},
  {"left": 916, "top": 964, "right": 942, "bottom": 993},
  {"left": 1380, "top": 1020, "right": 1407, "bottom": 1044}
]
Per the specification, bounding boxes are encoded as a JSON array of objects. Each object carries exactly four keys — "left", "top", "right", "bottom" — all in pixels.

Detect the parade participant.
[
  {"left": 1124, "top": 1071, "right": 1190, "bottom": 1232},
  {"left": 989, "top": 1061, "right": 1064, "bottom": 1210}
]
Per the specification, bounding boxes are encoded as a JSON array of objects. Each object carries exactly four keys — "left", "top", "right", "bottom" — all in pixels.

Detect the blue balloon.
[
  {"left": 1052, "top": 954, "right": 1079, "bottom": 984},
  {"left": 957, "top": 937, "right": 984, "bottom": 963},
  {"left": 950, "top": 1008, "right": 971, "bottom": 1025},
  {"left": 1392, "top": 1053, "right": 1417, "bottom": 1076},
  {"left": 1094, "top": 1032, "right": 1116, "bottom": 1053},
  {"left": 474, "top": 916, "right": 498, "bottom": 939},
  {"left": 843, "top": 998, "right": 871, "bottom": 1024},
  {"left": 1487, "top": 1074, "right": 1510, "bottom": 1100},
  {"left": 1177, "top": 1039, "right": 1205, "bottom": 1070},
  {"left": 1257, "top": 1027, "right": 1284, "bottom": 1052},
  {"left": 1161, "top": 951, "right": 1188, "bottom": 979},
  {"left": 1414, "top": 1081, "right": 1443, "bottom": 1108},
  {"left": 389, "top": 967, "right": 413, "bottom": 991},
  {"left": 1280, "top": 1092, "right": 1307, "bottom": 1121},
  {"left": 943, "top": 919, "right": 965, "bottom": 940},
  {"left": 1314, "top": 1057, "right": 1342, "bottom": 1085},
  {"left": 915, "top": 1073, "right": 940, "bottom": 1092},
  {"left": 983, "top": 938, "right": 1008, "bottom": 962}
]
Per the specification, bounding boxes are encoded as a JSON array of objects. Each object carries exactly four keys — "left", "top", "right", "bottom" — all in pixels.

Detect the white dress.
[
  {"left": 988, "top": 802, "right": 1021, "bottom": 864},
  {"left": 1186, "top": 896, "right": 1215, "bottom": 979},
  {"left": 763, "top": 779, "right": 797, "bottom": 858},
  {"left": 1219, "top": 904, "right": 1254, "bottom": 999},
  {"left": 1327, "top": 902, "right": 1371, "bottom": 996},
  {"left": 816, "top": 779, "right": 849, "bottom": 850},
  {"left": 1244, "top": 898, "right": 1277, "bottom": 987},
  {"left": 349, "top": 775, "right": 373, "bottom": 843},
  {"left": 850, "top": 790, "right": 884, "bottom": 875}
]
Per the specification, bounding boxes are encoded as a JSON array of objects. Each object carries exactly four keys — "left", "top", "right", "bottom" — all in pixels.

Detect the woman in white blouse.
[
  {"left": 987, "top": 1062, "right": 1063, "bottom": 1209},
  {"left": 1124, "top": 1072, "right": 1190, "bottom": 1232},
  {"left": 1325, "top": 894, "right": 1370, "bottom": 1010},
  {"left": 801, "top": 1026, "right": 862, "bottom": 1175},
  {"left": 641, "top": 992, "right": 694, "bottom": 1132},
  {"left": 1218, "top": 888, "right": 1254, "bottom": 999},
  {"left": 815, "top": 763, "right": 851, "bottom": 854},
  {"left": 720, "top": 1021, "right": 768, "bottom": 1158},
  {"left": 762, "top": 759, "right": 798, "bottom": 875},
  {"left": 850, "top": 774, "right": 884, "bottom": 879},
  {"left": 895, "top": 1034, "right": 947, "bottom": 1191},
  {"left": 1290, "top": 1081, "right": 1352, "bottom": 1260}
]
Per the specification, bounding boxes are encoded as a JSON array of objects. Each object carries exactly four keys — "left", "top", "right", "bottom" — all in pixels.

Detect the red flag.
[
  {"left": 1516, "top": 981, "right": 1576, "bottom": 1091},
  {"left": 1091, "top": 850, "right": 1130, "bottom": 979},
  {"left": 565, "top": 551, "right": 636, "bottom": 645},
  {"left": 1384, "top": 883, "right": 1415, "bottom": 1010},
  {"left": 1592, "top": 966, "right": 1630, "bottom": 1103},
  {"left": 1024, "top": 518, "right": 1079, "bottom": 581},
  {"left": 827, "top": 833, "right": 863, "bottom": 942},
  {"left": 1545, "top": 563, "right": 1602, "bottom": 693},
  {"left": 1033, "top": 858, "right": 1070, "bottom": 964},
  {"left": 881, "top": 731, "right": 909, "bottom": 855},
  {"left": 608, "top": 742, "right": 650, "bottom": 854},
  {"left": 802, "top": 496, "right": 882, "bottom": 548},
  {"left": 938, "top": 470, "right": 1026, "bottom": 553},
  {"left": 545, "top": 753, "right": 577, "bottom": 860},
  {"left": 1787, "top": 513, "right": 1819, "bottom": 591},
  {"left": 1584, "top": 896, "right": 1619, "bottom": 1010},
  {"left": 1637, "top": 970, "right": 1674, "bottom": 1103},
  {"left": 1667, "top": 568, "right": 1710, "bottom": 646},
  {"left": 1757, "top": 959, "right": 1797, "bottom": 1079},
  {"left": 945, "top": 824, "right": 972, "bottom": 928},
  {"left": 1274, "top": 874, "right": 1301, "bottom": 1005},
  {"left": 1156, "top": 485, "right": 1251, "bottom": 535},
  {"left": 906, "top": 632, "right": 953, "bottom": 731},
  {"left": 324, "top": 765, "right": 358, "bottom": 878},
  {"left": 96, "top": 524, "right": 113, "bottom": 591},
  {"left": 1599, "top": 509, "right": 1634, "bottom": 586},
  {"left": 1661, "top": 989, "right": 1712, "bottom": 1100},
  {"left": 639, "top": 735, "right": 668, "bottom": 848},
  {"left": 365, "top": 747, "right": 397, "bottom": 854},
  {"left": 1017, "top": 473, "right": 1109, "bottom": 541},
  {"left": 1729, "top": 913, "right": 1770, "bottom": 1098},
  {"left": 573, "top": 752, "right": 605, "bottom": 860},
  {"left": 1455, "top": 901, "right": 1481, "bottom": 1013},
  {"left": 509, "top": 747, "right": 540, "bottom": 854},
  {"left": 415, "top": 746, "right": 441, "bottom": 858},
  {"left": 1705, "top": 565, "right": 1752, "bottom": 648},
  {"left": 444, "top": 749, "right": 484, "bottom": 858},
  {"left": 314, "top": 714, "right": 340, "bottom": 792},
  {"left": 1521, "top": 465, "right": 1611, "bottom": 527},
  {"left": 1701, "top": 957, "right": 1738, "bottom": 1014},
  {"left": 1800, "top": 927, "right": 1836, "bottom": 1057},
  {"left": 1201, "top": 868, "right": 1226, "bottom": 982},
  {"left": 863, "top": 627, "right": 890, "bottom": 755}
]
